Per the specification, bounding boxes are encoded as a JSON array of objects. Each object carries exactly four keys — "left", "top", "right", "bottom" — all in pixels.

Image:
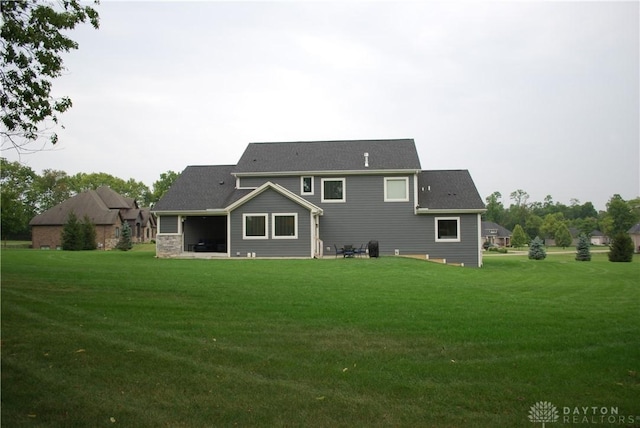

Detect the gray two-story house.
[{"left": 152, "top": 139, "right": 486, "bottom": 266}]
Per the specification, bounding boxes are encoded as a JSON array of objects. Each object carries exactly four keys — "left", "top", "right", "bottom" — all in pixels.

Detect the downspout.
[{"left": 477, "top": 213, "right": 483, "bottom": 267}]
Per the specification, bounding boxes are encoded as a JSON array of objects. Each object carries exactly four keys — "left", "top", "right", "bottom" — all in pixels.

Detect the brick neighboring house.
[{"left": 30, "top": 186, "right": 156, "bottom": 250}]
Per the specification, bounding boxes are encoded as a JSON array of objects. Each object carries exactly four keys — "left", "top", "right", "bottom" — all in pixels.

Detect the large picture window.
[
  {"left": 384, "top": 177, "right": 409, "bottom": 202},
  {"left": 243, "top": 214, "right": 267, "bottom": 239},
  {"left": 321, "top": 178, "right": 345, "bottom": 203},
  {"left": 272, "top": 213, "right": 298, "bottom": 239},
  {"left": 435, "top": 217, "right": 460, "bottom": 242}
]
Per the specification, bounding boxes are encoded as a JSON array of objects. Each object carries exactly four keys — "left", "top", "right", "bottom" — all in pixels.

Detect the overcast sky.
[{"left": 3, "top": 1, "right": 639, "bottom": 211}]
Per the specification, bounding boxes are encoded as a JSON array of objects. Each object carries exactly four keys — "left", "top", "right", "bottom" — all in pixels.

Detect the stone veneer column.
[{"left": 155, "top": 235, "right": 182, "bottom": 257}]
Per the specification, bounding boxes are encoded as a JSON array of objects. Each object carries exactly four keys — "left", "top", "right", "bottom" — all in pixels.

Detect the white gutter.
[
  {"left": 232, "top": 168, "right": 420, "bottom": 178},
  {"left": 415, "top": 208, "right": 487, "bottom": 214}
]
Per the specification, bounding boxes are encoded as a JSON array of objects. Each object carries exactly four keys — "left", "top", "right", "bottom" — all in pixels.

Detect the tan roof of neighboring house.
[{"left": 30, "top": 186, "right": 127, "bottom": 226}]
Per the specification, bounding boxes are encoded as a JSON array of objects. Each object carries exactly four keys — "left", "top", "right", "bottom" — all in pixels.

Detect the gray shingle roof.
[
  {"left": 628, "top": 223, "right": 640, "bottom": 234},
  {"left": 417, "top": 170, "right": 485, "bottom": 210},
  {"left": 234, "top": 139, "right": 421, "bottom": 173},
  {"left": 481, "top": 221, "right": 512, "bottom": 237},
  {"left": 96, "top": 186, "right": 131, "bottom": 209},
  {"left": 153, "top": 165, "right": 250, "bottom": 211}
]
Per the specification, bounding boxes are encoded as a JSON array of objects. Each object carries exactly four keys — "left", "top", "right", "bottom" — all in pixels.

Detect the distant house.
[
  {"left": 628, "top": 223, "right": 640, "bottom": 253},
  {"left": 29, "top": 186, "right": 156, "bottom": 250},
  {"left": 546, "top": 228, "right": 609, "bottom": 247},
  {"left": 481, "top": 221, "right": 511, "bottom": 247},
  {"left": 589, "top": 230, "right": 608, "bottom": 246},
  {"left": 153, "top": 139, "right": 487, "bottom": 266}
]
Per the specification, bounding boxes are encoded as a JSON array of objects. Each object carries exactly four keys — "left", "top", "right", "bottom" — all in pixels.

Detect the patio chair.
[
  {"left": 334, "top": 244, "right": 345, "bottom": 258},
  {"left": 354, "top": 244, "right": 367, "bottom": 257}
]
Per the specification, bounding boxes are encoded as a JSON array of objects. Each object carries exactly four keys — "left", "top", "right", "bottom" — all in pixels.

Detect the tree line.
[
  {"left": 1, "top": 158, "right": 178, "bottom": 239},
  {"left": 2, "top": 159, "right": 639, "bottom": 244},
  {"left": 483, "top": 189, "right": 640, "bottom": 245}
]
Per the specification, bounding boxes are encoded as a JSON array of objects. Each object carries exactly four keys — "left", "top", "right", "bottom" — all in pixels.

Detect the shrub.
[
  {"left": 511, "top": 224, "right": 529, "bottom": 248},
  {"left": 81, "top": 215, "right": 97, "bottom": 250},
  {"left": 62, "top": 213, "right": 98, "bottom": 251},
  {"left": 528, "top": 236, "right": 546, "bottom": 260},
  {"left": 575, "top": 233, "right": 591, "bottom": 261},
  {"left": 608, "top": 232, "right": 634, "bottom": 262},
  {"left": 61, "top": 212, "right": 83, "bottom": 251},
  {"left": 555, "top": 223, "right": 573, "bottom": 248},
  {"left": 116, "top": 221, "right": 133, "bottom": 251}
]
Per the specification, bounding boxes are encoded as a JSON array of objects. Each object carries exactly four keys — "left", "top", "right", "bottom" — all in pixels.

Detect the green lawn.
[{"left": 1, "top": 249, "right": 638, "bottom": 427}]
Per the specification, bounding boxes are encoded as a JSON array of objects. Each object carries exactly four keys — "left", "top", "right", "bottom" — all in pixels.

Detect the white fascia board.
[
  {"left": 416, "top": 208, "right": 487, "bottom": 215},
  {"left": 226, "top": 181, "right": 323, "bottom": 215},
  {"left": 152, "top": 209, "right": 228, "bottom": 216},
  {"left": 232, "top": 169, "right": 419, "bottom": 177}
]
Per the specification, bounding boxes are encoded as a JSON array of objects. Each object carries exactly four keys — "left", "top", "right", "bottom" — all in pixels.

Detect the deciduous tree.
[
  {"left": 603, "top": 195, "right": 637, "bottom": 237},
  {"left": 511, "top": 224, "right": 529, "bottom": 248},
  {"left": 554, "top": 223, "right": 573, "bottom": 248},
  {"left": 0, "top": 158, "right": 37, "bottom": 240},
  {"left": 1, "top": 0, "right": 99, "bottom": 152}
]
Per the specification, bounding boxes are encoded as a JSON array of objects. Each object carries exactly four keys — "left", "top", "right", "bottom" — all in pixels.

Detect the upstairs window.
[
  {"left": 384, "top": 177, "right": 409, "bottom": 202},
  {"left": 435, "top": 217, "right": 460, "bottom": 242},
  {"left": 321, "top": 178, "right": 346, "bottom": 203},
  {"left": 243, "top": 214, "right": 267, "bottom": 239},
  {"left": 301, "top": 176, "right": 314, "bottom": 195}
]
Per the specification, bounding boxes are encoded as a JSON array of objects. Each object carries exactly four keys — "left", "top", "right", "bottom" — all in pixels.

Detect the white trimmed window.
[
  {"left": 435, "top": 217, "right": 461, "bottom": 242},
  {"left": 301, "top": 176, "right": 314, "bottom": 195},
  {"left": 243, "top": 213, "right": 268, "bottom": 239},
  {"left": 384, "top": 177, "right": 409, "bottom": 202},
  {"left": 321, "top": 178, "right": 346, "bottom": 203},
  {"left": 272, "top": 213, "right": 298, "bottom": 239}
]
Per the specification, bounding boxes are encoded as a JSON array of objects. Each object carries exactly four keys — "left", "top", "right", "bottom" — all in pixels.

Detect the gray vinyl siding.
[
  {"left": 420, "top": 213, "right": 481, "bottom": 266},
  {"left": 158, "top": 216, "right": 179, "bottom": 233},
  {"left": 229, "top": 188, "right": 311, "bottom": 257},
  {"left": 236, "top": 174, "right": 481, "bottom": 265}
]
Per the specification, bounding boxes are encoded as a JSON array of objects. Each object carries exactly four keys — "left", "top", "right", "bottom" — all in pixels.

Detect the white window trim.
[
  {"left": 384, "top": 177, "right": 410, "bottom": 202},
  {"left": 243, "top": 213, "right": 268, "bottom": 240},
  {"left": 272, "top": 213, "right": 298, "bottom": 239},
  {"left": 301, "top": 176, "right": 314, "bottom": 195},
  {"left": 321, "top": 178, "right": 346, "bottom": 203},
  {"left": 435, "top": 216, "right": 461, "bottom": 242}
]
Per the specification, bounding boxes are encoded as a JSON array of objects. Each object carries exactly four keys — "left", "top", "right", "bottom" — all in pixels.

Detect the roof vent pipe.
[{"left": 364, "top": 152, "right": 369, "bottom": 168}]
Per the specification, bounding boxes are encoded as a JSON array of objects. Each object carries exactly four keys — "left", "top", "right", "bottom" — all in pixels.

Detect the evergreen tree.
[
  {"left": 608, "top": 232, "right": 634, "bottom": 262},
  {"left": 81, "top": 215, "right": 97, "bottom": 250},
  {"left": 511, "top": 224, "right": 529, "bottom": 248},
  {"left": 575, "top": 233, "right": 591, "bottom": 261},
  {"left": 61, "top": 212, "right": 83, "bottom": 250},
  {"left": 555, "top": 223, "right": 573, "bottom": 248},
  {"left": 528, "top": 236, "right": 547, "bottom": 260},
  {"left": 116, "top": 221, "right": 133, "bottom": 251}
]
